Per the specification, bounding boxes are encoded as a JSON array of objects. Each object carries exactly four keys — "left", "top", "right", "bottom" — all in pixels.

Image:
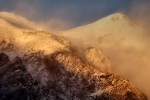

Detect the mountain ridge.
[
  {"left": 0, "top": 51, "right": 147, "bottom": 99},
  {"left": 0, "top": 12, "right": 148, "bottom": 99}
]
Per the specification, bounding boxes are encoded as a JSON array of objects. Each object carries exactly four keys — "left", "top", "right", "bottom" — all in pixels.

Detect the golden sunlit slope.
[
  {"left": 85, "top": 47, "right": 114, "bottom": 73},
  {"left": 62, "top": 13, "right": 145, "bottom": 48},
  {"left": 0, "top": 12, "right": 115, "bottom": 73},
  {"left": 62, "top": 13, "right": 150, "bottom": 99},
  {"left": 0, "top": 12, "right": 148, "bottom": 99},
  {"left": 0, "top": 12, "right": 70, "bottom": 57},
  {"left": 63, "top": 13, "right": 139, "bottom": 35},
  {"left": 0, "top": 12, "right": 147, "bottom": 99}
]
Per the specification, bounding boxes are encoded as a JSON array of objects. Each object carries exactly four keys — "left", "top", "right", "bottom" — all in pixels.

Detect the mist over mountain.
[
  {"left": 0, "top": 12, "right": 149, "bottom": 99},
  {"left": 62, "top": 13, "right": 150, "bottom": 99}
]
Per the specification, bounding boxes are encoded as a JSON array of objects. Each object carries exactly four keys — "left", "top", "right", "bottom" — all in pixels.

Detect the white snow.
[
  {"left": 85, "top": 47, "right": 113, "bottom": 72},
  {"left": 0, "top": 12, "right": 150, "bottom": 98},
  {"left": 0, "top": 14, "right": 70, "bottom": 57},
  {"left": 89, "top": 89, "right": 104, "bottom": 97},
  {"left": 61, "top": 13, "right": 150, "bottom": 98}
]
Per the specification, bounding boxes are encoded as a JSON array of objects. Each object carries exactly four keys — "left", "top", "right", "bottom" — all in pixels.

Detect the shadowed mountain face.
[
  {"left": 0, "top": 52, "right": 147, "bottom": 100},
  {"left": 0, "top": 12, "right": 148, "bottom": 99}
]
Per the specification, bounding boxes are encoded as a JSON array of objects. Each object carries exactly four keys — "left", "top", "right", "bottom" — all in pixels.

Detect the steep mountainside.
[
  {"left": 62, "top": 13, "right": 145, "bottom": 48},
  {"left": 0, "top": 52, "right": 147, "bottom": 100},
  {"left": 85, "top": 47, "right": 114, "bottom": 73},
  {"left": 61, "top": 13, "right": 150, "bottom": 99},
  {"left": 0, "top": 12, "right": 148, "bottom": 100}
]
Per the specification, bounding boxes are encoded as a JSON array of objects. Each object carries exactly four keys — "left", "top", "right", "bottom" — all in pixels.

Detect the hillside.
[
  {"left": 0, "top": 12, "right": 148, "bottom": 99},
  {"left": 61, "top": 13, "right": 150, "bottom": 99}
]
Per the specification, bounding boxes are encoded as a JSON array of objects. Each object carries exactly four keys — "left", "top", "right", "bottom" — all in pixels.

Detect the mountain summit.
[
  {"left": 0, "top": 12, "right": 148, "bottom": 99},
  {"left": 61, "top": 13, "right": 150, "bottom": 99},
  {"left": 62, "top": 13, "right": 137, "bottom": 37},
  {"left": 99, "top": 13, "right": 131, "bottom": 22}
]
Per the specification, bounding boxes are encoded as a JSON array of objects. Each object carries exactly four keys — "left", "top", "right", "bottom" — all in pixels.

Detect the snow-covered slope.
[
  {"left": 0, "top": 15, "right": 70, "bottom": 55},
  {"left": 62, "top": 13, "right": 145, "bottom": 48},
  {"left": 0, "top": 14, "right": 72, "bottom": 81},
  {"left": 85, "top": 47, "right": 114, "bottom": 73},
  {"left": 0, "top": 12, "right": 148, "bottom": 99},
  {"left": 0, "top": 52, "right": 147, "bottom": 99},
  {"left": 62, "top": 13, "right": 150, "bottom": 99}
]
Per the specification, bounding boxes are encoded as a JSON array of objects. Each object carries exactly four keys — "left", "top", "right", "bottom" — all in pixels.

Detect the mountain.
[
  {"left": 0, "top": 12, "right": 148, "bottom": 99},
  {"left": 0, "top": 51, "right": 147, "bottom": 100},
  {"left": 62, "top": 13, "right": 145, "bottom": 48},
  {"left": 85, "top": 47, "right": 114, "bottom": 73},
  {"left": 61, "top": 13, "right": 150, "bottom": 99}
]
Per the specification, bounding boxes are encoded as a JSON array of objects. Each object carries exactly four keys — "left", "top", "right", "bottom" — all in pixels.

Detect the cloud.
[
  {"left": 0, "top": 0, "right": 150, "bottom": 99},
  {"left": 61, "top": 11, "right": 150, "bottom": 99},
  {"left": 0, "top": 12, "right": 42, "bottom": 30},
  {"left": 124, "top": 1, "right": 150, "bottom": 32}
]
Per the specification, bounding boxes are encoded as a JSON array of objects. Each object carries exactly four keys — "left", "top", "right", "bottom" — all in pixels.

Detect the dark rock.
[
  {"left": 0, "top": 53, "right": 10, "bottom": 66},
  {"left": 0, "top": 52, "right": 148, "bottom": 100}
]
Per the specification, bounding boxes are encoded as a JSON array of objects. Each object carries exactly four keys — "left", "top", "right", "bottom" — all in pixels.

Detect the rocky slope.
[
  {"left": 0, "top": 52, "right": 147, "bottom": 100},
  {"left": 61, "top": 13, "right": 150, "bottom": 98},
  {"left": 0, "top": 12, "right": 148, "bottom": 100},
  {"left": 0, "top": 31, "right": 147, "bottom": 99},
  {"left": 85, "top": 47, "right": 114, "bottom": 73}
]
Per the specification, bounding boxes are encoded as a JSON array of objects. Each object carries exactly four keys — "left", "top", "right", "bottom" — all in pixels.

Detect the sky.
[{"left": 0, "top": 0, "right": 149, "bottom": 30}]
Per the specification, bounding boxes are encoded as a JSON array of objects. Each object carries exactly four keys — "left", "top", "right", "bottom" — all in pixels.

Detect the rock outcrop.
[
  {"left": 0, "top": 12, "right": 148, "bottom": 100},
  {"left": 85, "top": 47, "right": 114, "bottom": 73},
  {"left": 0, "top": 52, "right": 147, "bottom": 100}
]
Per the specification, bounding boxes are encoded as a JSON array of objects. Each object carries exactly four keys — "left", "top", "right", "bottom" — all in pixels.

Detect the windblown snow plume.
[
  {"left": 61, "top": 13, "right": 150, "bottom": 99},
  {"left": 0, "top": 12, "right": 149, "bottom": 99}
]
